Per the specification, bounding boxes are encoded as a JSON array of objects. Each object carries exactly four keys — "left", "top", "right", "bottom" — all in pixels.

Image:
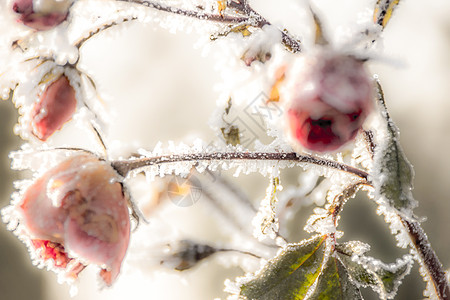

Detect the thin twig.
[
  {"left": 117, "top": 0, "right": 302, "bottom": 52},
  {"left": 228, "top": 0, "right": 302, "bottom": 52},
  {"left": 329, "top": 181, "right": 365, "bottom": 226},
  {"left": 111, "top": 151, "right": 369, "bottom": 180},
  {"left": 117, "top": 0, "right": 248, "bottom": 23},
  {"left": 74, "top": 17, "right": 138, "bottom": 49},
  {"left": 218, "top": 248, "right": 262, "bottom": 259}
]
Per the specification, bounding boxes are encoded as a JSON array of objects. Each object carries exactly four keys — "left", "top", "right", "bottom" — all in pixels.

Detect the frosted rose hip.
[
  {"left": 31, "top": 75, "right": 77, "bottom": 141},
  {"left": 286, "top": 52, "right": 373, "bottom": 152},
  {"left": 18, "top": 153, "right": 130, "bottom": 285},
  {"left": 12, "top": 0, "right": 71, "bottom": 31}
]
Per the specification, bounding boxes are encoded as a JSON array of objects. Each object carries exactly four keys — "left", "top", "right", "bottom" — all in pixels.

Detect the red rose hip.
[
  {"left": 31, "top": 75, "right": 77, "bottom": 141},
  {"left": 285, "top": 52, "right": 373, "bottom": 152},
  {"left": 12, "top": 0, "right": 71, "bottom": 31},
  {"left": 17, "top": 153, "right": 131, "bottom": 285}
]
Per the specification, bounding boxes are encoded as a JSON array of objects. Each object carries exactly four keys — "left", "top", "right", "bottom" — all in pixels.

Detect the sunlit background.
[{"left": 1, "top": 0, "right": 450, "bottom": 299}]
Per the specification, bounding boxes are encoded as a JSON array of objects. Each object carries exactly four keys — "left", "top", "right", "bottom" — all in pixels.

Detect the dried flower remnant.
[
  {"left": 285, "top": 52, "right": 373, "bottom": 152},
  {"left": 31, "top": 75, "right": 77, "bottom": 141},
  {"left": 12, "top": 0, "right": 71, "bottom": 31},
  {"left": 11, "top": 153, "right": 130, "bottom": 285}
]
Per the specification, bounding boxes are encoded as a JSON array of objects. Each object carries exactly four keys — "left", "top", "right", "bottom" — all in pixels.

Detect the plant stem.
[
  {"left": 228, "top": 0, "right": 302, "bottom": 52},
  {"left": 111, "top": 151, "right": 369, "bottom": 180},
  {"left": 117, "top": 0, "right": 248, "bottom": 23},
  {"left": 401, "top": 217, "right": 450, "bottom": 300},
  {"left": 74, "top": 17, "right": 138, "bottom": 49},
  {"left": 116, "top": 0, "right": 302, "bottom": 52},
  {"left": 329, "top": 181, "right": 365, "bottom": 226}
]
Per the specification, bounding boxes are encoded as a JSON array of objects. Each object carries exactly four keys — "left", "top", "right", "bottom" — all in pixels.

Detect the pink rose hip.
[
  {"left": 285, "top": 52, "right": 373, "bottom": 152},
  {"left": 12, "top": 0, "right": 71, "bottom": 31},
  {"left": 18, "top": 153, "right": 130, "bottom": 285},
  {"left": 31, "top": 75, "right": 77, "bottom": 141}
]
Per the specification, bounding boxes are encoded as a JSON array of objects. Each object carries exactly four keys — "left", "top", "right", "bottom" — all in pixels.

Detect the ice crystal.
[{"left": 252, "top": 171, "right": 282, "bottom": 241}]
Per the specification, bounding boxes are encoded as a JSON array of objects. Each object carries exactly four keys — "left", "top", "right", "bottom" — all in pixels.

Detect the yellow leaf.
[
  {"left": 268, "top": 65, "right": 287, "bottom": 103},
  {"left": 231, "top": 24, "right": 251, "bottom": 37},
  {"left": 310, "top": 5, "right": 329, "bottom": 46},
  {"left": 217, "top": 0, "right": 227, "bottom": 17},
  {"left": 373, "top": 0, "right": 401, "bottom": 28}
]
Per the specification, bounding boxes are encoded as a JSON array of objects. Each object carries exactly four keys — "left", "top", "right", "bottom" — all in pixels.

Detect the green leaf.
[
  {"left": 239, "top": 236, "right": 326, "bottom": 300},
  {"left": 372, "top": 81, "right": 417, "bottom": 213},
  {"left": 221, "top": 126, "right": 241, "bottom": 146},
  {"left": 308, "top": 257, "right": 363, "bottom": 300},
  {"left": 337, "top": 242, "right": 413, "bottom": 299}
]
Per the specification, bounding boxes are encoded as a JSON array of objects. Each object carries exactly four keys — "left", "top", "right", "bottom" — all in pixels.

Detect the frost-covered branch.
[
  {"left": 227, "top": 0, "right": 302, "bottom": 52},
  {"left": 329, "top": 181, "right": 365, "bottom": 226},
  {"left": 116, "top": 0, "right": 248, "bottom": 23},
  {"left": 401, "top": 218, "right": 450, "bottom": 300},
  {"left": 74, "top": 17, "right": 138, "bottom": 49},
  {"left": 116, "top": 0, "right": 302, "bottom": 52},
  {"left": 111, "top": 151, "right": 369, "bottom": 179}
]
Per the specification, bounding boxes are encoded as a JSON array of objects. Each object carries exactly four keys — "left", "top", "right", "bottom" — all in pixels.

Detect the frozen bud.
[
  {"left": 16, "top": 153, "right": 130, "bottom": 285},
  {"left": 31, "top": 75, "right": 77, "bottom": 141},
  {"left": 285, "top": 51, "right": 373, "bottom": 152},
  {"left": 12, "top": 0, "right": 72, "bottom": 31},
  {"left": 160, "top": 240, "right": 218, "bottom": 271}
]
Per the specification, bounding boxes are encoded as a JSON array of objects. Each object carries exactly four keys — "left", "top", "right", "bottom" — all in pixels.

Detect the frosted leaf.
[
  {"left": 230, "top": 236, "right": 327, "bottom": 300},
  {"left": 337, "top": 246, "right": 413, "bottom": 299},
  {"left": 304, "top": 179, "right": 363, "bottom": 237},
  {"left": 370, "top": 81, "right": 418, "bottom": 218},
  {"left": 374, "top": 204, "right": 411, "bottom": 249},
  {"left": 307, "top": 255, "right": 363, "bottom": 300},
  {"left": 335, "top": 240, "right": 371, "bottom": 256}
]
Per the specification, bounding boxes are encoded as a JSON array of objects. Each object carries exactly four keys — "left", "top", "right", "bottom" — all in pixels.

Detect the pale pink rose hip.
[
  {"left": 12, "top": 0, "right": 70, "bottom": 31},
  {"left": 18, "top": 153, "right": 130, "bottom": 285},
  {"left": 31, "top": 75, "right": 77, "bottom": 141},
  {"left": 286, "top": 52, "right": 373, "bottom": 152}
]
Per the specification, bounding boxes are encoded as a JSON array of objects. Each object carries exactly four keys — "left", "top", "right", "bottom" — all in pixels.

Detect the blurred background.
[{"left": 1, "top": 0, "right": 450, "bottom": 299}]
